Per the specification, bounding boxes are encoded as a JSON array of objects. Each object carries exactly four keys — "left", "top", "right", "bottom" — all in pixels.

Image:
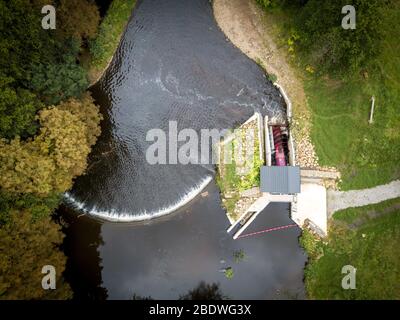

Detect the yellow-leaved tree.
[
  {"left": 0, "top": 93, "right": 102, "bottom": 300},
  {"left": 0, "top": 93, "right": 102, "bottom": 197},
  {"left": 0, "top": 210, "right": 72, "bottom": 299}
]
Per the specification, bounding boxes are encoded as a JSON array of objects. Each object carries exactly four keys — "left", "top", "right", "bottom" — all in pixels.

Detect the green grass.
[
  {"left": 89, "top": 0, "right": 136, "bottom": 79},
  {"left": 216, "top": 159, "right": 240, "bottom": 194},
  {"left": 309, "top": 4, "right": 400, "bottom": 190},
  {"left": 301, "top": 198, "right": 400, "bottom": 299},
  {"left": 333, "top": 197, "right": 400, "bottom": 224},
  {"left": 264, "top": 3, "right": 400, "bottom": 190}
]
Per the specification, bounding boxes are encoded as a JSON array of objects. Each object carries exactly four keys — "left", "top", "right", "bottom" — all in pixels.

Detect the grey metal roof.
[{"left": 260, "top": 166, "right": 301, "bottom": 194}]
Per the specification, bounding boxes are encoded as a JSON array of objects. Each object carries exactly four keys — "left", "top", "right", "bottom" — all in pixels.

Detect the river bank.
[
  {"left": 88, "top": 0, "right": 137, "bottom": 85},
  {"left": 213, "top": 0, "right": 319, "bottom": 169},
  {"left": 252, "top": 1, "right": 400, "bottom": 191}
]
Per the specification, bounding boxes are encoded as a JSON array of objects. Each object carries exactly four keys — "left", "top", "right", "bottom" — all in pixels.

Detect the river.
[{"left": 61, "top": 0, "right": 306, "bottom": 299}]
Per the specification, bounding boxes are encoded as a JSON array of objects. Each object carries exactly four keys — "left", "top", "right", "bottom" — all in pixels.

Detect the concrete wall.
[
  {"left": 288, "top": 133, "right": 296, "bottom": 166},
  {"left": 293, "top": 183, "right": 328, "bottom": 236},
  {"left": 274, "top": 83, "right": 292, "bottom": 120},
  {"left": 264, "top": 116, "right": 272, "bottom": 166}
]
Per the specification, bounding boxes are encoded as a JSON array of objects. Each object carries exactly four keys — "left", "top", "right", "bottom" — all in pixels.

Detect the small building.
[{"left": 260, "top": 166, "right": 301, "bottom": 195}]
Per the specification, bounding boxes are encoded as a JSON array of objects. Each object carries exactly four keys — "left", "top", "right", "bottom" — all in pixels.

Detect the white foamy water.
[{"left": 64, "top": 176, "right": 213, "bottom": 222}]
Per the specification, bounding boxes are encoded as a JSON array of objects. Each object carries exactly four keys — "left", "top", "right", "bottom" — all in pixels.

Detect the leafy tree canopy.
[
  {"left": 0, "top": 85, "right": 41, "bottom": 139},
  {"left": 0, "top": 210, "right": 72, "bottom": 299},
  {"left": 29, "top": 54, "right": 88, "bottom": 105},
  {"left": 0, "top": 0, "right": 54, "bottom": 86},
  {"left": 57, "top": 0, "right": 100, "bottom": 41},
  {"left": 257, "top": 0, "right": 392, "bottom": 75},
  {"left": 294, "top": 0, "right": 387, "bottom": 75},
  {"left": 0, "top": 94, "right": 101, "bottom": 197}
]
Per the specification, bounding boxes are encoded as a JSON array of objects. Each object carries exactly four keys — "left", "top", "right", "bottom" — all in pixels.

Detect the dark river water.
[
  {"left": 62, "top": 183, "right": 306, "bottom": 299},
  {"left": 61, "top": 0, "right": 306, "bottom": 299},
  {"left": 65, "top": 0, "right": 286, "bottom": 219}
]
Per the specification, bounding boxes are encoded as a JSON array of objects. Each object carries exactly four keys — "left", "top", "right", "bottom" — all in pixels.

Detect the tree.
[
  {"left": 57, "top": 0, "right": 100, "bottom": 41},
  {"left": 179, "top": 282, "right": 227, "bottom": 300},
  {"left": 0, "top": 0, "right": 99, "bottom": 105},
  {"left": 293, "top": 0, "right": 388, "bottom": 75},
  {"left": 0, "top": 85, "right": 41, "bottom": 139},
  {"left": 0, "top": 191, "right": 61, "bottom": 225},
  {"left": 0, "top": 95, "right": 101, "bottom": 197},
  {"left": 0, "top": 112, "right": 86, "bottom": 196},
  {"left": 0, "top": 0, "right": 54, "bottom": 86},
  {"left": 0, "top": 210, "right": 72, "bottom": 299},
  {"left": 29, "top": 52, "right": 88, "bottom": 105},
  {"left": 57, "top": 93, "right": 103, "bottom": 147},
  {"left": 0, "top": 0, "right": 102, "bottom": 301}
]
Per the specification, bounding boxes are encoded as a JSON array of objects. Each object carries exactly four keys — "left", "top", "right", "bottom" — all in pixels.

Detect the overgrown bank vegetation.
[
  {"left": 216, "top": 120, "right": 263, "bottom": 221},
  {"left": 89, "top": 0, "right": 137, "bottom": 83},
  {"left": 0, "top": 0, "right": 123, "bottom": 299}
]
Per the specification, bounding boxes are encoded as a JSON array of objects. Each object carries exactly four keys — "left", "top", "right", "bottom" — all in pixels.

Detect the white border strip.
[
  {"left": 288, "top": 133, "right": 296, "bottom": 166},
  {"left": 264, "top": 116, "right": 272, "bottom": 166},
  {"left": 274, "top": 83, "right": 292, "bottom": 121}
]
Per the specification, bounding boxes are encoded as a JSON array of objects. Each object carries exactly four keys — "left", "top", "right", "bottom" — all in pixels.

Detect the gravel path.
[{"left": 327, "top": 180, "right": 400, "bottom": 216}]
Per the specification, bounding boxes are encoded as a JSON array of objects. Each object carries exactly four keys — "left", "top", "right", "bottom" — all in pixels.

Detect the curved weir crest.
[
  {"left": 65, "top": 0, "right": 286, "bottom": 221},
  {"left": 64, "top": 176, "right": 212, "bottom": 222}
]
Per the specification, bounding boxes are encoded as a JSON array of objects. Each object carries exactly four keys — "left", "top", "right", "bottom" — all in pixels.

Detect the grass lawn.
[
  {"left": 265, "top": 2, "right": 400, "bottom": 190},
  {"left": 301, "top": 198, "right": 400, "bottom": 299}
]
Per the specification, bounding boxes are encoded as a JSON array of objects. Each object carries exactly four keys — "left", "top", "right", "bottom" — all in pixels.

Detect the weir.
[
  {"left": 65, "top": 0, "right": 287, "bottom": 222},
  {"left": 64, "top": 176, "right": 213, "bottom": 222}
]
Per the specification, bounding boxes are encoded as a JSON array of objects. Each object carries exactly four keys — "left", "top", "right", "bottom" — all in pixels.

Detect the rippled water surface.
[
  {"left": 63, "top": 183, "right": 306, "bottom": 299},
  {"left": 67, "top": 0, "right": 286, "bottom": 220},
  {"left": 62, "top": 0, "right": 306, "bottom": 299}
]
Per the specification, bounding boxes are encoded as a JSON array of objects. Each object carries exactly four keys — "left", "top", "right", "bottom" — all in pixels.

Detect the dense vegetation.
[
  {"left": 257, "top": 0, "right": 400, "bottom": 190},
  {"left": 257, "top": 0, "right": 385, "bottom": 74},
  {"left": 301, "top": 198, "right": 400, "bottom": 299},
  {"left": 89, "top": 0, "right": 136, "bottom": 83},
  {"left": 0, "top": 0, "right": 107, "bottom": 299}
]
